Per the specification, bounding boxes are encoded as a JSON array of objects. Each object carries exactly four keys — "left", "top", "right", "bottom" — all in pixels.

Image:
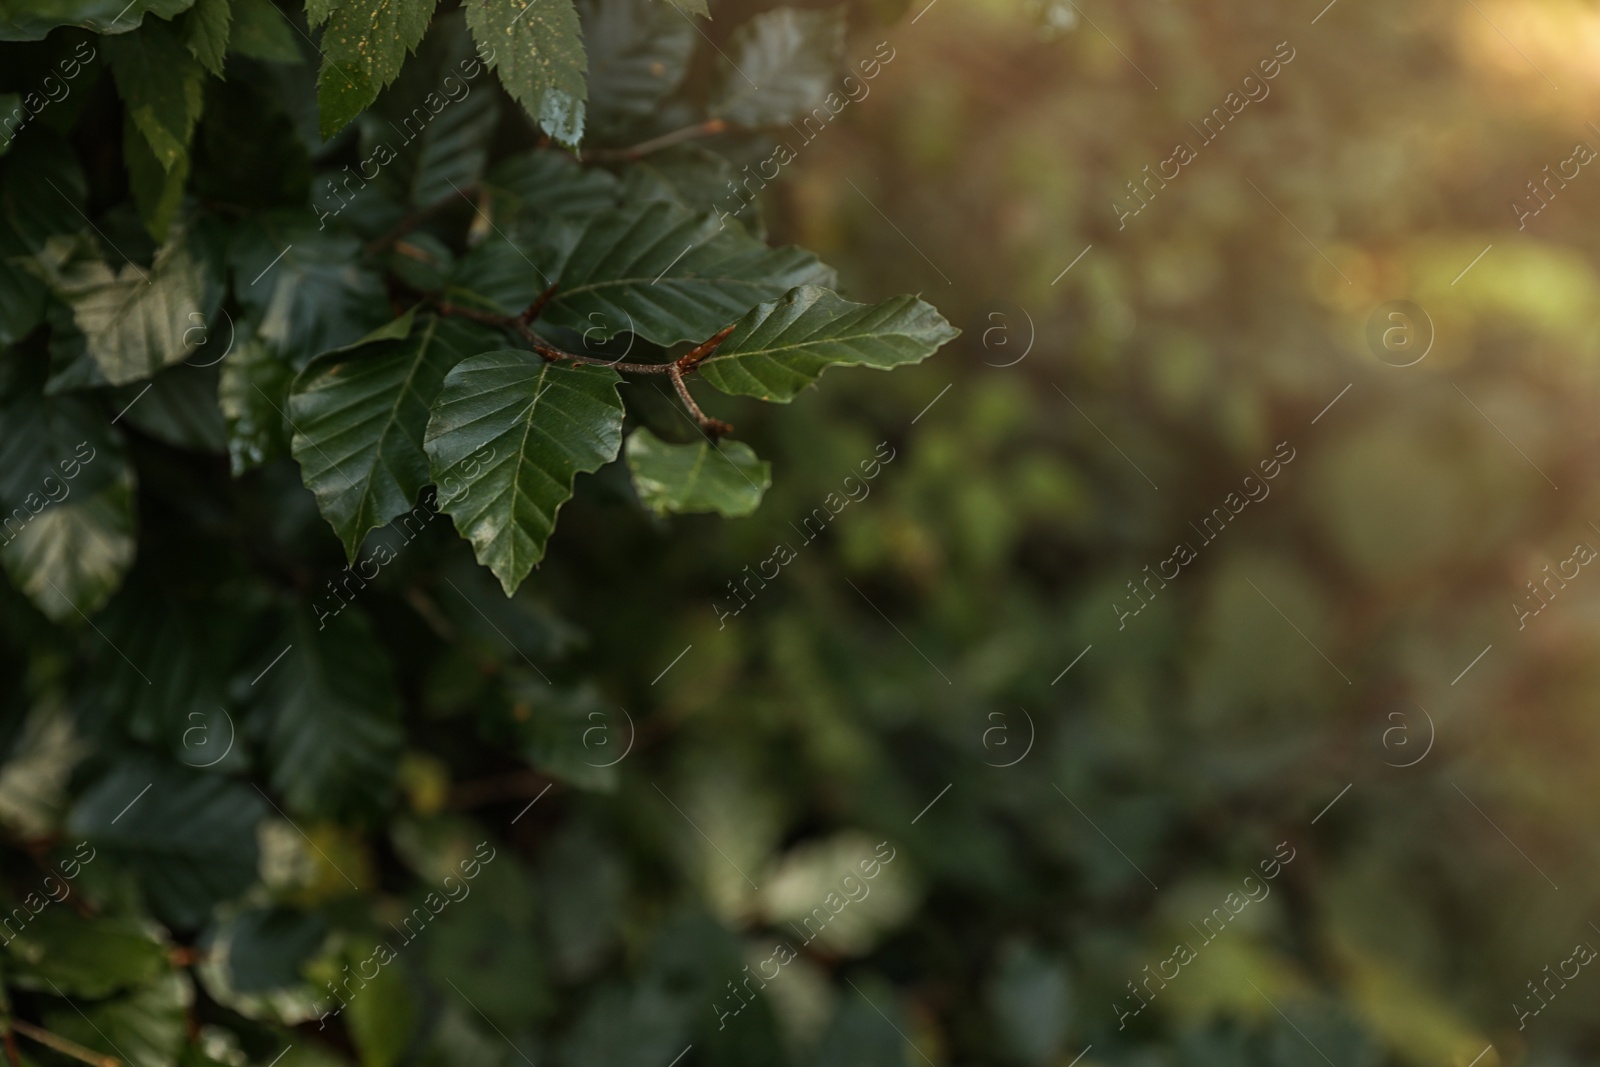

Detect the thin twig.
[
  {"left": 584, "top": 119, "right": 729, "bottom": 163},
  {"left": 10, "top": 1021, "right": 119, "bottom": 1067},
  {"left": 518, "top": 284, "right": 559, "bottom": 325},
  {"left": 434, "top": 300, "right": 679, "bottom": 374},
  {"left": 431, "top": 295, "right": 737, "bottom": 433},
  {"left": 366, "top": 188, "right": 475, "bottom": 254},
  {"left": 669, "top": 364, "right": 732, "bottom": 437}
]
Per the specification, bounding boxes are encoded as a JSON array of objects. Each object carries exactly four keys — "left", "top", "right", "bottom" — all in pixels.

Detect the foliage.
[{"left": 6, "top": 0, "right": 1600, "bottom": 1066}]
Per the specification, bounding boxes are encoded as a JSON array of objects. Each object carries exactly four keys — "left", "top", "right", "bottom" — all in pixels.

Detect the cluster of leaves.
[
  {"left": 0, "top": 0, "right": 956, "bottom": 1065},
  {"left": 0, "top": 0, "right": 956, "bottom": 616}
]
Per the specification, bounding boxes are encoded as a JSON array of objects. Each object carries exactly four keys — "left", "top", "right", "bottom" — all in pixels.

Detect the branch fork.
[{"left": 432, "top": 293, "right": 739, "bottom": 436}]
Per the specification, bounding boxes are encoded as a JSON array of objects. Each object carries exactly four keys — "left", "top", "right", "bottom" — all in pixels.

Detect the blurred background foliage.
[{"left": 4, "top": 0, "right": 1600, "bottom": 1066}]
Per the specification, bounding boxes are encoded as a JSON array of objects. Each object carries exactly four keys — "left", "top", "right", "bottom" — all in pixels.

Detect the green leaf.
[
  {"left": 111, "top": 363, "right": 227, "bottom": 452},
  {"left": 346, "top": 955, "right": 415, "bottom": 1067},
  {"left": 709, "top": 6, "right": 844, "bottom": 127},
  {"left": 289, "top": 311, "right": 497, "bottom": 558},
  {"left": 625, "top": 427, "right": 768, "bottom": 517},
  {"left": 125, "top": 111, "right": 189, "bottom": 243},
  {"left": 424, "top": 353, "right": 623, "bottom": 594},
  {"left": 526, "top": 198, "right": 833, "bottom": 345},
  {"left": 103, "top": 18, "right": 207, "bottom": 173},
  {"left": 66, "top": 760, "right": 266, "bottom": 927},
  {"left": 89, "top": 583, "right": 248, "bottom": 759},
  {"left": 3, "top": 912, "right": 171, "bottom": 999},
  {"left": 421, "top": 856, "right": 547, "bottom": 1026},
  {"left": 210, "top": 907, "right": 329, "bottom": 993},
  {"left": 697, "top": 285, "right": 958, "bottom": 401},
  {"left": 228, "top": 0, "right": 301, "bottom": 61},
  {"left": 256, "top": 610, "right": 404, "bottom": 820},
  {"left": 315, "top": 0, "right": 439, "bottom": 139},
  {"left": 506, "top": 679, "right": 620, "bottom": 791},
  {"left": 0, "top": 350, "right": 123, "bottom": 507},
  {"left": 0, "top": 467, "right": 137, "bottom": 622},
  {"left": 229, "top": 215, "right": 391, "bottom": 367},
  {"left": 358, "top": 14, "right": 501, "bottom": 209},
  {"left": 219, "top": 331, "right": 295, "bottom": 474},
  {"left": 181, "top": 0, "right": 233, "bottom": 75},
  {"left": 580, "top": 0, "right": 693, "bottom": 136},
  {"left": 0, "top": 0, "right": 197, "bottom": 41},
  {"left": 31, "top": 226, "right": 220, "bottom": 387},
  {"left": 622, "top": 145, "right": 763, "bottom": 237},
  {"left": 46, "top": 972, "right": 191, "bottom": 1067},
  {"left": 483, "top": 147, "right": 620, "bottom": 221},
  {"left": 0, "top": 132, "right": 88, "bottom": 346},
  {"left": 462, "top": 0, "right": 587, "bottom": 147}
]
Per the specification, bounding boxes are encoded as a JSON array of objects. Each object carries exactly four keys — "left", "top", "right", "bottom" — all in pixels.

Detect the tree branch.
[
  {"left": 435, "top": 300, "right": 681, "bottom": 374},
  {"left": 583, "top": 119, "right": 729, "bottom": 163},
  {"left": 429, "top": 297, "right": 738, "bottom": 434},
  {"left": 10, "top": 1022, "right": 119, "bottom": 1067},
  {"left": 669, "top": 364, "right": 733, "bottom": 437}
]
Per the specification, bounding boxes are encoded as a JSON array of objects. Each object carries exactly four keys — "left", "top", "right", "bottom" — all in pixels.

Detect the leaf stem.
[{"left": 10, "top": 1021, "right": 119, "bottom": 1067}]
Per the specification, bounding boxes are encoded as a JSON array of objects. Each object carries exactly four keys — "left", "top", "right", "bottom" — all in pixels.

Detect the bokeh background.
[{"left": 6, "top": 0, "right": 1600, "bottom": 1065}]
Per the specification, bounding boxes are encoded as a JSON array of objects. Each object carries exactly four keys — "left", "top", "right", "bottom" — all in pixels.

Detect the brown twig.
[
  {"left": 4, "top": 1027, "right": 22, "bottom": 1067},
  {"left": 10, "top": 1021, "right": 119, "bottom": 1067},
  {"left": 435, "top": 300, "right": 679, "bottom": 374},
  {"left": 669, "top": 364, "right": 733, "bottom": 437},
  {"left": 518, "top": 284, "right": 559, "bottom": 325},
  {"left": 583, "top": 119, "right": 730, "bottom": 163},
  {"left": 431, "top": 297, "right": 737, "bottom": 434}
]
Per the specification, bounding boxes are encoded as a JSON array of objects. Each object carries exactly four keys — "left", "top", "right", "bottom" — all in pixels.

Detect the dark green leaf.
[
  {"left": 255, "top": 610, "right": 404, "bottom": 820},
  {"left": 0, "top": 350, "right": 123, "bottom": 509},
  {"left": 289, "top": 311, "right": 498, "bottom": 558},
  {"left": 625, "top": 427, "right": 768, "bottom": 516},
  {"left": 181, "top": 0, "right": 233, "bottom": 75},
  {"left": 45, "top": 973, "right": 190, "bottom": 1067},
  {"left": 228, "top": 0, "right": 301, "bottom": 62},
  {"left": 710, "top": 7, "right": 844, "bottom": 127},
  {"left": 125, "top": 111, "right": 189, "bottom": 242},
  {"left": 0, "top": 0, "right": 196, "bottom": 41},
  {"left": 113, "top": 363, "right": 227, "bottom": 453},
  {"left": 67, "top": 760, "right": 266, "bottom": 926},
  {"left": 229, "top": 215, "right": 391, "bottom": 367},
  {"left": 219, "top": 331, "right": 295, "bottom": 475},
  {"left": 0, "top": 134, "right": 88, "bottom": 345},
  {"left": 103, "top": 18, "right": 206, "bottom": 172},
  {"left": 212, "top": 907, "right": 329, "bottom": 993},
  {"left": 483, "top": 147, "right": 620, "bottom": 220},
  {"left": 580, "top": 0, "right": 693, "bottom": 136},
  {"left": 696, "top": 285, "right": 957, "bottom": 401},
  {"left": 315, "top": 0, "right": 439, "bottom": 139},
  {"left": 3, "top": 912, "right": 171, "bottom": 999},
  {"left": 463, "top": 0, "right": 587, "bottom": 146},
  {"left": 424, "top": 353, "right": 623, "bottom": 594},
  {"left": 531, "top": 198, "right": 833, "bottom": 345},
  {"left": 358, "top": 14, "right": 501, "bottom": 209}
]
